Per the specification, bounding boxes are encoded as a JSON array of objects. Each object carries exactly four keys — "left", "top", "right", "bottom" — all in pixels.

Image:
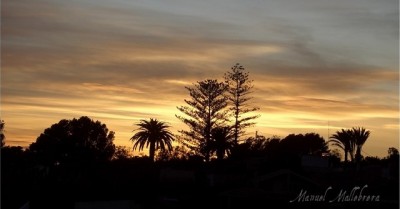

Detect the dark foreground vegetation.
[{"left": 2, "top": 143, "right": 399, "bottom": 209}]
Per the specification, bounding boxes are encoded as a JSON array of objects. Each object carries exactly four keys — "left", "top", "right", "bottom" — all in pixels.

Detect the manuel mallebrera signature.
[{"left": 289, "top": 185, "right": 380, "bottom": 203}]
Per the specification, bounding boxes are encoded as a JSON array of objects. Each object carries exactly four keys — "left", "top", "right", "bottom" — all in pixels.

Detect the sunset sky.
[{"left": 2, "top": 0, "right": 398, "bottom": 157}]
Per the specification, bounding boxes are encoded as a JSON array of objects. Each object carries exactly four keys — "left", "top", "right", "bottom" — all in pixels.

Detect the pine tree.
[
  {"left": 176, "top": 79, "right": 227, "bottom": 162},
  {"left": 224, "top": 63, "right": 259, "bottom": 145}
]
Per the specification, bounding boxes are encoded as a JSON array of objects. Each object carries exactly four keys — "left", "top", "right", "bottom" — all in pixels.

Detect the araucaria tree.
[
  {"left": 176, "top": 79, "right": 227, "bottom": 162},
  {"left": 224, "top": 63, "right": 259, "bottom": 145}
]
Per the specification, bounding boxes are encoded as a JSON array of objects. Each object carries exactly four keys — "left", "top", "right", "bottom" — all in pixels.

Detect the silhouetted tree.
[
  {"left": 263, "top": 136, "right": 282, "bottom": 157},
  {"left": 176, "top": 79, "right": 227, "bottom": 162},
  {"left": 1, "top": 146, "right": 26, "bottom": 166},
  {"left": 351, "top": 127, "right": 370, "bottom": 166},
  {"left": 1, "top": 119, "right": 5, "bottom": 147},
  {"left": 29, "top": 116, "right": 115, "bottom": 166},
  {"left": 329, "top": 129, "right": 355, "bottom": 163},
  {"left": 224, "top": 63, "right": 259, "bottom": 145},
  {"left": 230, "top": 135, "right": 280, "bottom": 159},
  {"left": 387, "top": 147, "right": 399, "bottom": 159},
  {"left": 113, "top": 146, "right": 133, "bottom": 160},
  {"left": 210, "top": 126, "right": 233, "bottom": 160},
  {"left": 156, "top": 146, "right": 188, "bottom": 162},
  {"left": 130, "top": 118, "right": 174, "bottom": 162},
  {"left": 245, "top": 134, "right": 269, "bottom": 152},
  {"left": 280, "top": 133, "right": 328, "bottom": 156},
  {"left": 386, "top": 147, "right": 399, "bottom": 180}
]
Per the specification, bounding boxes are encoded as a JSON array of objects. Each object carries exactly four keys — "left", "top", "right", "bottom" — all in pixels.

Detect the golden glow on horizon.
[{"left": 3, "top": 78, "right": 398, "bottom": 158}]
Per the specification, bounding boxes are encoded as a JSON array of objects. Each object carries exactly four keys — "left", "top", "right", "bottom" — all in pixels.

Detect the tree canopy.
[
  {"left": 280, "top": 133, "right": 329, "bottom": 156},
  {"left": 329, "top": 127, "right": 370, "bottom": 164},
  {"left": 329, "top": 129, "right": 355, "bottom": 163},
  {"left": 130, "top": 118, "right": 174, "bottom": 162},
  {"left": 29, "top": 116, "right": 115, "bottom": 165},
  {"left": 224, "top": 63, "right": 259, "bottom": 145},
  {"left": 176, "top": 79, "right": 228, "bottom": 161}
]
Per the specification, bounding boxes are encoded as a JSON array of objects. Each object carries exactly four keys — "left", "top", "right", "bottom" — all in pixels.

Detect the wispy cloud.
[{"left": 2, "top": 0, "right": 398, "bottom": 157}]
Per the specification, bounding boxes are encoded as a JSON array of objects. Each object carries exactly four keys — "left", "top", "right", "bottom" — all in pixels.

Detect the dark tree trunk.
[
  {"left": 217, "top": 148, "right": 224, "bottom": 161},
  {"left": 355, "top": 147, "right": 362, "bottom": 171},
  {"left": 149, "top": 141, "right": 155, "bottom": 162}
]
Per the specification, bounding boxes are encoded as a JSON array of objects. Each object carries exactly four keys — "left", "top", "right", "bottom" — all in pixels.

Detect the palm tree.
[
  {"left": 329, "top": 129, "right": 355, "bottom": 163},
  {"left": 210, "top": 126, "right": 233, "bottom": 161},
  {"left": 130, "top": 119, "right": 174, "bottom": 162},
  {"left": 351, "top": 127, "right": 370, "bottom": 164}
]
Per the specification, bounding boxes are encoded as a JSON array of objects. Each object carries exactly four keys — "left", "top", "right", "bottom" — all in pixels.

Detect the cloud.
[{"left": 2, "top": 0, "right": 398, "bottom": 157}]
